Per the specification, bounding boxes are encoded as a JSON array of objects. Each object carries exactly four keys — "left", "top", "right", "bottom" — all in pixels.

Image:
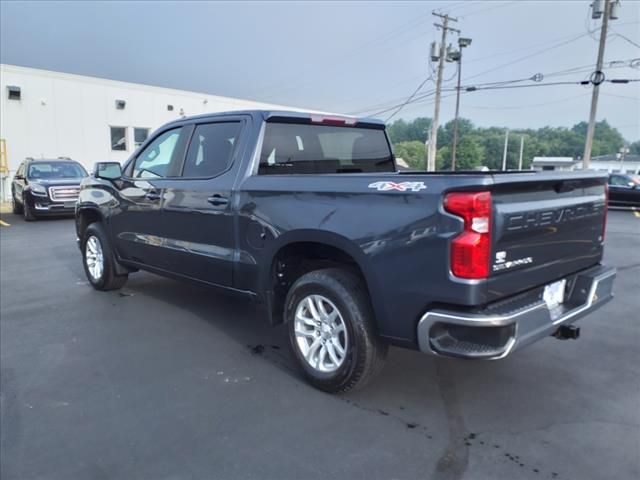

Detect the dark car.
[
  {"left": 608, "top": 173, "right": 640, "bottom": 207},
  {"left": 11, "top": 157, "right": 88, "bottom": 221},
  {"left": 75, "top": 110, "right": 615, "bottom": 393}
]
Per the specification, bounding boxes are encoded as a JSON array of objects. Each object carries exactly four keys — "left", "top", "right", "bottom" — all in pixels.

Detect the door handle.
[
  {"left": 207, "top": 194, "right": 229, "bottom": 206},
  {"left": 145, "top": 191, "right": 161, "bottom": 201}
]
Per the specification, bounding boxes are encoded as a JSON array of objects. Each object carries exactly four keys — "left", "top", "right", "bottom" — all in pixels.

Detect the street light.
[{"left": 451, "top": 37, "right": 472, "bottom": 171}]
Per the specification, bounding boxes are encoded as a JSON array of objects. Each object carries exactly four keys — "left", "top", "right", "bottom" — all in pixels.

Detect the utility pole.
[
  {"left": 426, "top": 12, "right": 458, "bottom": 171},
  {"left": 451, "top": 37, "right": 472, "bottom": 171},
  {"left": 583, "top": 0, "right": 617, "bottom": 169},
  {"left": 502, "top": 129, "right": 509, "bottom": 171},
  {"left": 518, "top": 136, "right": 524, "bottom": 170}
]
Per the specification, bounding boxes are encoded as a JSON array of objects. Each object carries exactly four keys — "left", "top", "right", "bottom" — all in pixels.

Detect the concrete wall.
[{"left": 0, "top": 64, "right": 312, "bottom": 200}]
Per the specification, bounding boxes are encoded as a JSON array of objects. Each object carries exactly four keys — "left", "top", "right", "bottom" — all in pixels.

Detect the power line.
[
  {"left": 611, "top": 31, "right": 640, "bottom": 49},
  {"left": 600, "top": 92, "right": 640, "bottom": 101},
  {"left": 250, "top": 9, "right": 436, "bottom": 98},
  {"left": 348, "top": 50, "right": 639, "bottom": 118},
  {"left": 464, "top": 31, "right": 593, "bottom": 81},
  {"left": 384, "top": 76, "right": 432, "bottom": 122},
  {"left": 461, "top": 93, "right": 591, "bottom": 110}
]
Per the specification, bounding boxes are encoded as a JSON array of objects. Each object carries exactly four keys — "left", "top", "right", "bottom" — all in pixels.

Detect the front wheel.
[
  {"left": 286, "top": 268, "right": 388, "bottom": 393},
  {"left": 11, "top": 190, "right": 23, "bottom": 215},
  {"left": 22, "top": 196, "right": 36, "bottom": 221},
  {"left": 82, "top": 223, "right": 128, "bottom": 291}
]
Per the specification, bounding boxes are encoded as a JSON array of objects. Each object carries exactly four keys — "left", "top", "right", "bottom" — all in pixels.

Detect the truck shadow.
[{"left": 121, "top": 272, "right": 582, "bottom": 479}]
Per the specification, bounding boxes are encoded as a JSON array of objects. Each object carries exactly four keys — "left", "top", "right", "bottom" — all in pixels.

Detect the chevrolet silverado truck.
[{"left": 76, "top": 110, "right": 616, "bottom": 393}]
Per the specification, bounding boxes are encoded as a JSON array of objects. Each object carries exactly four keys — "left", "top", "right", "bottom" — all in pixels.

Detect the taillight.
[
  {"left": 602, "top": 183, "right": 608, "bottom": 243},
  {"left": 444, "top": 191, "right": 492, "bottom": 279}
]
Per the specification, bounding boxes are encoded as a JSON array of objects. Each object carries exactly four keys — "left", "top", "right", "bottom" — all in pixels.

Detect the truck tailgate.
[{"left": 487, "top": 172, "right": 607, "bottom": 301}]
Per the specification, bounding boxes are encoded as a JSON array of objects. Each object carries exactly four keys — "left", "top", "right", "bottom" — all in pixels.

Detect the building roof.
[
  {"left": 532, "top": 157, "right": 578, "bottom": 164},
  {"left": 592, "top": 154, "right": 640, "bottom": 163}
]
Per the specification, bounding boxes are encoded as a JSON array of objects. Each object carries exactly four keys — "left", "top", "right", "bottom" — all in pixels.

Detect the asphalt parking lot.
[{"left": 0, "top": 210, "right": 638, "bottom": 480}]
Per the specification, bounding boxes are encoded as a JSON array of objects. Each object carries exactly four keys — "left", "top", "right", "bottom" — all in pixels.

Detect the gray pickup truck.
[{"left": 76, "top": 110, "right": 616, "bottom": 393}]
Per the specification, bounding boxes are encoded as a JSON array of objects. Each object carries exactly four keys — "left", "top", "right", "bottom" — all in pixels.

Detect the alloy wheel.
[
  {"left": 294, "top": 294, "right": 348, "bottom": 373},
  {"left": 85, "top": 236, "right": 104, "bottom": 281}
]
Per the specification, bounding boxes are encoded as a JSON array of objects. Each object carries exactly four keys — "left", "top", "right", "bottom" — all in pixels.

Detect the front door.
[
  {"left": 110, "top": 125, "right": 191, "bottom": 269},
  {"left": 159, "top": 119, "right": 247, "bottom": 287}
]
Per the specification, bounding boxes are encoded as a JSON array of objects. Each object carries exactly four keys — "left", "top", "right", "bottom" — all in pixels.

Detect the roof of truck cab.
[{"left": 163, "top": 109, "right": 385, "bottom": 128}]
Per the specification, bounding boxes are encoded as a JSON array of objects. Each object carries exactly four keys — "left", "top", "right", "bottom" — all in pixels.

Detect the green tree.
[
  {"left": 437, "top": 136, "right": 484, "bottom": 170},
  {"left": 572, "top": 120, "right": 625, "bottom": 156},
  {"left": 393, "top": 141, "right": 426, "bottom": 169},
  {"left": 385, "top": 116, "right": 636, "bottom": 169},
  {"left": 387, "top": 117, "right": 431, "bottom": 143}
]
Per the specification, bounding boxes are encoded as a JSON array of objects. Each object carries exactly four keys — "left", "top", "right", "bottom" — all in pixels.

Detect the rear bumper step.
[{"left": 417, "top": 264, "right": 616, "bottom": 359}]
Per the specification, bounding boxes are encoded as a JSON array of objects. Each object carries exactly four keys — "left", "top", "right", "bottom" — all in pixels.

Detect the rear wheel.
[
  {"left": 286, "top": 268, "right": 388, "bottom": 393},
  {"left": 82, "top": 222, "right": 128, "bottom": 291}
]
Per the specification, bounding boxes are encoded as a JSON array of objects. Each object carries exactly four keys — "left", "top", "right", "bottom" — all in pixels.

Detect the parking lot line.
[{"left": 0, "top": 219, "right": 10, "bottom": 227}]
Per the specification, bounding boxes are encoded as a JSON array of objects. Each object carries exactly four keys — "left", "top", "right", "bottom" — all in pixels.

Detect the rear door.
[
  {"left": 487, "top": 172, "right": 607, "bottom": 300},
  {"left": 158, "top": 117, "right": 248, "bottom": 286}
]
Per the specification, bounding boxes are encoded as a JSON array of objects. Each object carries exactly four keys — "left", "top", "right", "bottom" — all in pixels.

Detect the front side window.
[
  {"left": 27, "top": 162, "right": 87, "bottom": 179},
  {"left": 134, "top": 128, "right": 150, "bottom": 148},
  {"left": 609, "top": 175, "right": 629, "bottom": 186},
  {"left": 131, "top": 127, "right": 183, "bottom": 179},
  {"left": 182, "top": 122, "right": 242, "bottom": 178},
  {"left": 110, "top": 126, "right": 127, "bottom": 151},
  {"left": 259, "top": 122, "right": 394, "bottom": 174}
]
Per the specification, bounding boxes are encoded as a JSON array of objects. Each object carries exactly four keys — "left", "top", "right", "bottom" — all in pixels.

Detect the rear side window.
[
  {"left": 259, "top": 123, "right": 394, "bottom": 174},
  {"left": 182, "top": 122, "right": 242, "bottom": 178}
]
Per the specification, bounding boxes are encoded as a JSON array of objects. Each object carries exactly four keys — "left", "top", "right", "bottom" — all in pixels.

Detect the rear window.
[
  {"left": 27, "top": 162, "right": 87, "bottom": 179},
  {"left": 259, "top": 123, "right": 395, "bottom": 174}
]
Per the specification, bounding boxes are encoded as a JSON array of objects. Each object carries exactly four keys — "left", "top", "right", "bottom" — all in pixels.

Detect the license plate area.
[
  {"left": 64, "top": 201, "right": 76, "bottom": 208},
  {"left": 543, "top": 279, "right": 566, "bottom": 309}
]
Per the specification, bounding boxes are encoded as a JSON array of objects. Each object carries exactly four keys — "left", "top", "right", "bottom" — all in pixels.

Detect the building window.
[
  {"left": 7, "top": 86, "right": 21, "bottom": 100},
  {"left": 134, "top": 128, "right": 150, "bottom": 148},
  {"left": 110, "top": 126, "right": 127, "bottom": 151}
]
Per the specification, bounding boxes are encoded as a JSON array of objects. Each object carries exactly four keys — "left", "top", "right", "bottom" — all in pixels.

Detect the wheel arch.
[
  {"left": 259, "top": 230, "right": 383, "bottom": 327},
  {"left": 76, "top": 205, "right": 106, "bottom": 240}
]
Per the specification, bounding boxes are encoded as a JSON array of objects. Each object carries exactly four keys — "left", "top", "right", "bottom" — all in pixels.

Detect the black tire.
[
  {"left": 22, "top": 196, "right": 36, "bottom": 221},
  {"left": 11, "top": 190, "right": 23, "bottom": 215},
  {"left": 286, "top": 268, "right": 388, "bottom": 393},
  {"left": 81, "top": 222, "right": 128, "bottom": 291}
]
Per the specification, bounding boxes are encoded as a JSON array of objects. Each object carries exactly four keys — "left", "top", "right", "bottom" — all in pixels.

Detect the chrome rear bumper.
[{"left": 417, "top": 265, "right": 616, "bottom": 359}]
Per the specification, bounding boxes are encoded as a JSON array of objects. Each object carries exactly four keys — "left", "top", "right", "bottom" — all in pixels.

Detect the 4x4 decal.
[{"left": 368, "top": 181, "right": 427, "bottom": 192}]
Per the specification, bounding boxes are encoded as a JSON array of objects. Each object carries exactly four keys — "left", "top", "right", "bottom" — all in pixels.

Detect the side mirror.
[{"left": 94, "top": 162, "right": 122, "bottom": 180}]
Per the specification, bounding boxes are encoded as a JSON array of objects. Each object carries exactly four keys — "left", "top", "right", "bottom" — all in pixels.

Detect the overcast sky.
[{"left": 1, "top": 0, "right": 639, "bottom": 141}]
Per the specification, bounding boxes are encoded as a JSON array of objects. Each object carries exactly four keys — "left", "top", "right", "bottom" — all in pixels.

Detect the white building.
[
  {"left": 582, "top": 154, "right": 640, "bottom": 174},
  {"left": 531, "top": 157, "right": 580, "bottom": 171},
  {"left": 0, "top": 64, "right": 314, "bottom": 200}
]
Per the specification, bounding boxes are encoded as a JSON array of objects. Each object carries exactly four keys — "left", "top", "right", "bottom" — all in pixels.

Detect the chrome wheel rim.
[
  {"left": 85, "top": 236, "right": 104, "bottom": 281},
  {"left": 294, "top": 294, "right": 348, "bottom": 373}
]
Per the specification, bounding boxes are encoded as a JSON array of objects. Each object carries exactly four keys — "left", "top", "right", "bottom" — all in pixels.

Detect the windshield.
[
  {"left": 259, "top": 122, "right": 395, "bottom": 174},
  {"left": 27, "top": 162, "right": 87, "bottom": 179}
]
